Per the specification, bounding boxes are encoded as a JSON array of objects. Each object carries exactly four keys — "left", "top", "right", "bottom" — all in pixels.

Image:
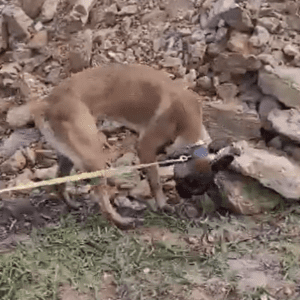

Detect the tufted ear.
[{"left": 211, "top": 155, "right": 234, "bottom": 173}]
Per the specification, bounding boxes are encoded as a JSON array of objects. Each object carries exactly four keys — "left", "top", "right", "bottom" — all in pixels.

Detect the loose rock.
[
  {"left": 70, "top": 0, "right": 97, "bottom": 24},
  {"left": 2, "top": 5, "right": 33, "bottom": 40},
  {"left": 40, "top": 0, "right": 60, "bottom": 22},
  {"left": 229, "top": 141, "right": 300, "bottom": 199},
  {"left": 203, "top": 102, "right": 261, "bottom": 141},
  {"left": 119, "top": 5, "right": 138, "bottom": 16},
  {"left": 214, "top": 171, "right": 284, "bottom": 215},
  {"left": 258, "top": 67, "right": 300, "bottom": 109},
  {"left": 6, "top": 103, "right": 33, "bottom": 128},
  {"left": 283, "top": 44, "right": 299, "bottom": 57},
  {"left": 0, "top": 128, "right": 41, "bottom": 160},
  {"left": 21, "top": 0, "right": 45, "bottom": 19},
  {"left": 27, "top": 30, "right": 48, "bottom": 49},
  {"left": 213, "top": 53, "right": 262, "bottom": 74},
  {"left": 0, "top": 150, "right": 27, "bottom": 174},
  {"left": 249, "top": 25, "right": 270, "bottom": 48},
  {"left": 267, "top": 109, "right": 300, "bottom": 144}
]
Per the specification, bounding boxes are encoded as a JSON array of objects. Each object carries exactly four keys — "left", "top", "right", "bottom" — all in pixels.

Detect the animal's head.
[{"left": 173, "top": 144, "right": 234, "bottom": 199}]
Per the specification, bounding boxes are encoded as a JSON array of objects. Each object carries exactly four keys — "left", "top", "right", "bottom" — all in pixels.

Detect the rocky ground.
[{"left": 0, "top": 0, "right": 300, "bottom": 299}]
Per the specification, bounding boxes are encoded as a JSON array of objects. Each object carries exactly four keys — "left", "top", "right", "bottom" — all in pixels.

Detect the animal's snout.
[{"left": 173, "top": 143, "right": 235, "bottom": 199}]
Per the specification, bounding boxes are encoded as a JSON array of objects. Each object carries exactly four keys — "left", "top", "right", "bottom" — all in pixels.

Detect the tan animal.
[{"left": 30, "top": 64, "right": 204, "bottom": 228}]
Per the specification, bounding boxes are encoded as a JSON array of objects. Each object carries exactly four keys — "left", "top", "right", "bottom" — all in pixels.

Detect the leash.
[{"left": 0, "top": 155, "right": 190, "bottom": 194}]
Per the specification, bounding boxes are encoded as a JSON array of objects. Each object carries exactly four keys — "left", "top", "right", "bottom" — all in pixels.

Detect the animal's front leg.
[
  {"left": 144, "top": 164, "right": 167, "bottom": 209},
  {"left": 137, "top": 124, "right": 177, "bottom": 213}
]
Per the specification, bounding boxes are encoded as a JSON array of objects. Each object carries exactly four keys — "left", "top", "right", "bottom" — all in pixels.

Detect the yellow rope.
[{"left": 0, "top": 156, "right": 189, "bottom": 194}]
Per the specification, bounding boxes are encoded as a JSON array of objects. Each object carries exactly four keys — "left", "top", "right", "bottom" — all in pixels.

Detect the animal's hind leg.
[
  {"left": 47, "top": 104, "right": 136, "bottom": 228},
  {"left": 56, "top": 154, "right": 81, "bottom": 209}
]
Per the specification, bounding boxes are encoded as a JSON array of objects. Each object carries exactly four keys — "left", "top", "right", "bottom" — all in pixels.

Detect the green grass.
[
  {"left": 0, "top": 213, "right": 206, "bottom": 300},
  {"left": 1, "top": 204, "right": 300, "bottom": 300}
]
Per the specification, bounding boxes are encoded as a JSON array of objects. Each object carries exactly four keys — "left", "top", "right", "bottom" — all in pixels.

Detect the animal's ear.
[
  {"left": 208, "top": 138, "right": 233, "bottom": 153},
  {"left": 211, "top": 155, "right": 234, "bottom": 172}
]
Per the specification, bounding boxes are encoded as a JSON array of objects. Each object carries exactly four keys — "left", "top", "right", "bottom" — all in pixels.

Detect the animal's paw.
[
  {"left": 62, "top": 191, "right": 82, "bottom": 209},
  {"left": 115, "top": 216, "right": 144, "bottom": 229},
  {"left": 159, "top": 203, "right": 175, "bottom": 214}
]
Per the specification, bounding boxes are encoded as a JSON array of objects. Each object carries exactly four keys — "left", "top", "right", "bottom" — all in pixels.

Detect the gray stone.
[
  {"left": 34, "top": 165, "right": 58, "bottom": 180},
  {"left": 190, "top": 41, "right": 206, "bottom": 63},
  {"left": 12, "top": 46, "right": 32, "bottom": 63},
  {"left": 12, "top": 169, "right": 34, "bottom": 191},
  {"left": 227, "top": 31, "right": 251, "bottom": 54},
  {"left": 0, "top": 62, "right": 22, "bottom": 85},
  {"left": 257, "top": 53, "right": 278, "bottom": 67},
  {"left": 108, "top": 51, "right": 125, "bottom": 63},
  {"left": 245, "top": 0, "right": 262, "bottom": 18},
  {"left": 270, "top": 36, "right": 285, "bottom": 51},
  {"left": 293, "top": 54, "right": 300, "bottom": 67},
  {"left": 159, "top": 56, "right": 182, "bottom": 68},
  {"left": 257, "top": 17, "right": 280, "bottom": 33},
  {"left": 45, "top": 67, "right": 61, "bottom": 85},
  {"left": 223, "top": 7, "right": 253, "bottom": 32},
  {"left": 93, "top": 28, "right": 117, "bottom": 44},
  {"left": 190, "top": 29, "right": 205, "bottom": 43},
  {"left": 0, "top": 128, "right": 41, "bottom": 160},
  {"left": 229, "top": 141, "right": 300, "bottom": 200},
  {"left": 203, "top": 102, "right": 261, "bottom": 142},
  {"left": 69, "top": 29, "right": 93, "bottom": 73},
  {"left": 267, "top": 136, "right": 282, "bottom": 150},
  {"left": 6, "top": 103, "right": 33, "bottom": 128},
  {"left": 258, "top": 67, "right": 300, "bottom": 109},
  {"left": 2, "top": 5, "right": 33, "bottom": 40},
  {"left": 214, "top": 170, "right": 283, "bottom": 215},
  {"left": 27, "top": 30, "right": 48, "bottom": 49},
  {"left": 141, "top": 7, "right": 167, "bottom": 24},
  {"left": 204, "top": 0, "right": 253, "bottom": 32},
  {"left": 271, "top": 50, "right": 285, "bottom": 65},
  {"left": 240, "top": 88, "right": 263, "bottom": 104},
  {"left": 218, "top": 72, "right": 231, "bottom": 84},
  {"left": 197, "top": 63, "right": 210, "bottom": 76},
  {"left": 268, "top": 109, "right": 300, "bottom": 144},
  {"left": 40, "top": 0, "right": 60, "bottom": 22},
  {"left": 197, "top": 76, "right": 212, "bottom": 90},
  {"left": 207, "top": 42, "right": 226, "bottom": 57},
  {"left": 215, "top": 27, "right": 228, "bottom": 42},
  {"left": 119, "top": 5, "right": 138, "bottom": 16},
  {"left": 286, "top": 15, "right": 300, "bottom": 32},
  {"left": 0, "top": 15, "right": 9, "bottom": 52},
  {"left": 183, "top": 69, "right": 197, "bottom": 87},
  {"left": 164, "top": 0, "right": 194, "bottom": 20},
  {"left": 213, "top": 53, "right": 262, "bottom": 74},
  {"left": 283, "top": 44, "right": 299, "bottom": 57},
  {"left": 70, "top": 0, "right": 97, "bottom": 24},
  {"left": 249, "top": 25, "right": 270, "bottom": 48},
  {"left": 258, "top": 96, "right": 281, "bottom": 124},
  {"left": 20, "top": 0, "right": 45, "bottom": 19},
  {"left": 283, "top": 144, "right": 300, "bottom": 161},
  {"left": 0, "top": 150, "right": 26, "bottom": 174},
  {"left": 216, "top": 83, "right": 238, "bottom": 104},
  {"left": 203, "top": 28, "right": 216, "bottom": 43}
]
